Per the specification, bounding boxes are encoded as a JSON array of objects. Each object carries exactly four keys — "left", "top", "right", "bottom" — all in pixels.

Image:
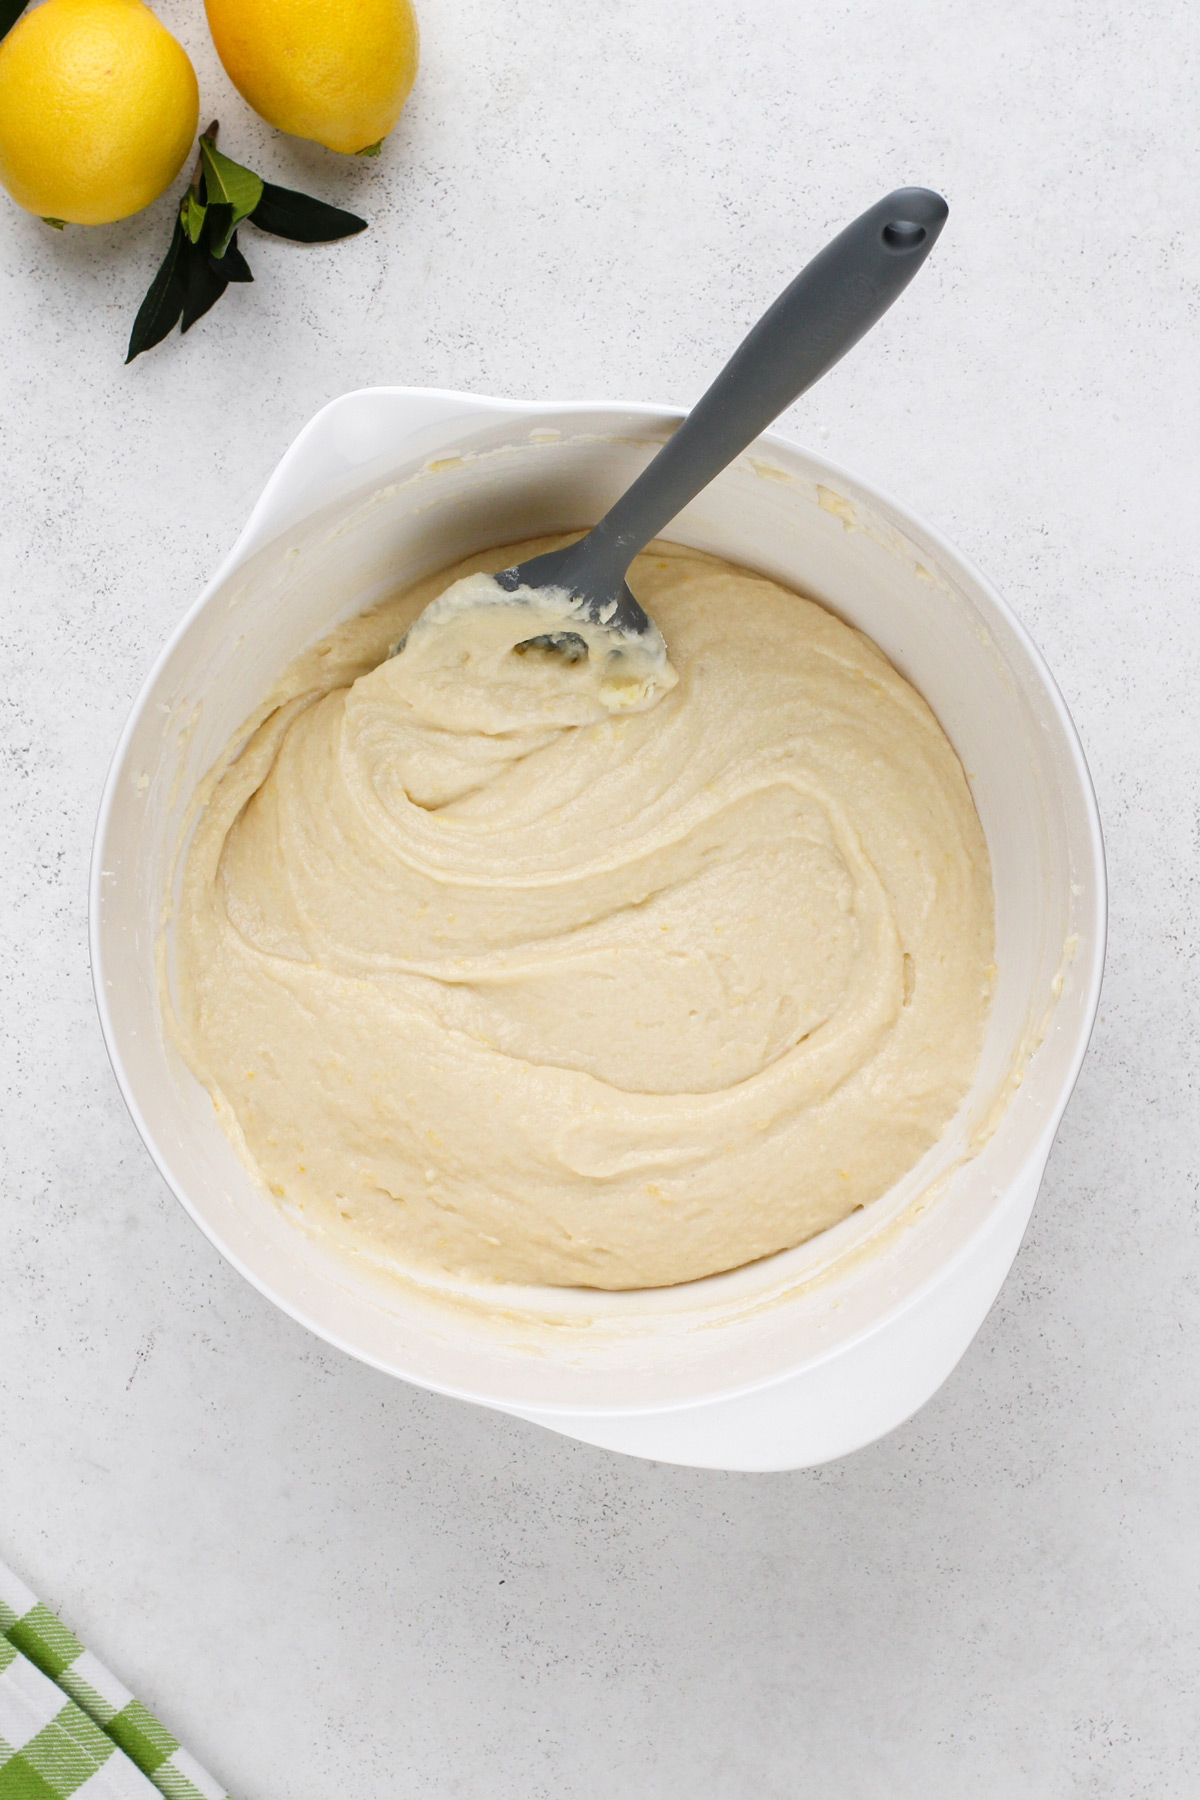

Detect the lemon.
[
  {"left": 204, "top": 0, "right": 418, "bottom": 156},
  {"left": 0, "top": 0, "right": 199, "bottom": 226}
]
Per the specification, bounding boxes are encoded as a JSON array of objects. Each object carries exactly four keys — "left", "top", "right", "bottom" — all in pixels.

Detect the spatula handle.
[{"left": 586, "top": 188, "right": 949, "bottom": 574}]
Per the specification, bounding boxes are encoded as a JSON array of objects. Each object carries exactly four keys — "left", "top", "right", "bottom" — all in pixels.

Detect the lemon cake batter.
[{"left": 170, "top": 538, "right": 994, "bottom": 1289}]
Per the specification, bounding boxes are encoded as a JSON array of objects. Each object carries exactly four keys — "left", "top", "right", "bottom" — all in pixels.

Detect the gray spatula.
[
  {"left": 392, "top": 187, "right": 948, "bottom": 678},
  {"left": 496, "top": 188, "right": 947, "bottom": 652}
]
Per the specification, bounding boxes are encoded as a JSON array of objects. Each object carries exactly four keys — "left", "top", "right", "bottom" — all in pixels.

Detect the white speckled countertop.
[{"left": 2, "top": 1, "right": 1197, "bottom": 1793}]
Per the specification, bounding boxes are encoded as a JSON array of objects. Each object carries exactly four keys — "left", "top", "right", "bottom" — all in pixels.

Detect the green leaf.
[
  {"left": 215, "top": 233, "right": 254, "bottom": 284},
  {"left": 356, "top": 140, "right": 384, "bottom": 158},
  {"left": 126, "top": 216, "right": 188, "bottom": 362},
  {"left": 199, "top": 137, "right": 263, "bottom": 255},
  {"left": 0, "top": 1, "right": 28, "bottom": 41},
  {"left": 250, "top": 182, "right": 367, "bottom": 244},
  {"left": 202, "top": 200, "right": 234, "bottom": 257},
  {"left": 181, "top": 234, "right": 230, "bottom": 332},
  {"left": 181, "top": 189, "right": 207, "bottom": 244}
]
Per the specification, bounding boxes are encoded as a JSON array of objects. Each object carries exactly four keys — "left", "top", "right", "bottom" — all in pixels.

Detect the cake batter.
[{"left": 170, "top": 538, "right": 994, "bottom": 1289}]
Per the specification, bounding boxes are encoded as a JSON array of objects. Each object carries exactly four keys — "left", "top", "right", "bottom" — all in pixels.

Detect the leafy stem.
[{"left": 127, "top": 121, "right": 368, "bottom": 363}]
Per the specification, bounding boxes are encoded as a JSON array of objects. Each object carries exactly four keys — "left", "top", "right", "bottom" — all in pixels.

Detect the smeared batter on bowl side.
[{"left": 169, "top": 537, "right": 994, "bottom": 1289}]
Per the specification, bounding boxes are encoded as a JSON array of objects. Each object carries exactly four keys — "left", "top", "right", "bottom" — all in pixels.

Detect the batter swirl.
[{"left": 172, "top": 538, "right": 993, "bottom": 1289}]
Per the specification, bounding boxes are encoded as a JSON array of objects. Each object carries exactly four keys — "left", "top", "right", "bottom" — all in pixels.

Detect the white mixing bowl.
[{"left": 91, "top": 389, "right": 1105, "bottom": 1471}]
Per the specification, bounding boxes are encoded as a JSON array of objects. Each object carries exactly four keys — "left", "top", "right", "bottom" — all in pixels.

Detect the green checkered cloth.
[{"left": 0, "top": 1561, "right": 231, "bottom": 1800}]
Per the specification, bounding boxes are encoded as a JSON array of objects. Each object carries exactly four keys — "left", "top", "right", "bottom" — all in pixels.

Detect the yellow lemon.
[
  {"left": 204, "top": 0, "right": 418, "bottom": 156},
  {"left": 0, "top": 0, "right": 199, "bottom": 226}
]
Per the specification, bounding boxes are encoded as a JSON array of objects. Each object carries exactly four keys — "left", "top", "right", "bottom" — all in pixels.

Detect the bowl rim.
[{"left": 89, "top": 387, "right": 1108, "bottom": 1417}]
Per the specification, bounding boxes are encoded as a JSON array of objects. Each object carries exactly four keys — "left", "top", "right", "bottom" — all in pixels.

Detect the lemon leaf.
[
  {"left": 181, "top": 235, "right": 230, "bottom": 333},
  {"left": 202, "top": 201, "right": 235, "bottom": 257},
  {"left": 127, "top": 216, "right": 187, "bottom": 363},
  {"left": 0, "top": 2, "right": 28, "bottom": 42},
  {"left": 250, "top": 183, "right": 367, "bottom": 244},
  {"left": 218, "top": 234, "right": 254, "bottom": 284},
  {"left": 181, "top": 190, "right": 207, "bottom": 245},
  {"left": 124, "top": 139, "right": 358, "bottom": 361},
  {"left": 199, "top": 138, "right": 263, "bottom": 256}
]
